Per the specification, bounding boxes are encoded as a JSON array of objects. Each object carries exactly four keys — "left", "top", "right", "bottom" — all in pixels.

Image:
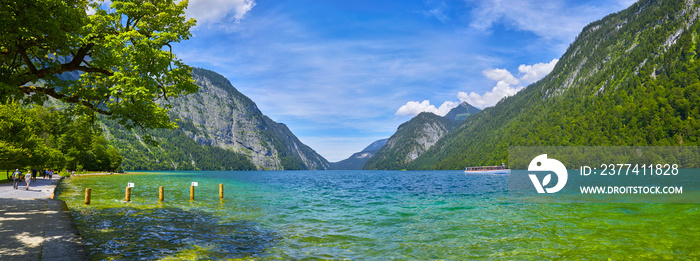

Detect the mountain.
[
  {"left": 104, "top": 68, "right": 330, "bottom": 170},
  {"left": 362, "top": 101, "right": 481, "bottom": 170},
  {"left": 363, "top": 112, "right": 458, "bottom": 170},
  {"left": 330, "top": 138, "right": 388, "bottom": 170},
  {"left": 404, "top": 0, "right": 700, "bottom": 169},
  {"left": 444, "top": 102, "right": 481, "bottom": 121}
]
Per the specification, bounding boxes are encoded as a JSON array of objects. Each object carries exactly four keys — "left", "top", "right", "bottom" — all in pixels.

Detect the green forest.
[
  {"left": 103, "top": 117, "right": 256, "bottom": 171},
  {"left": 364, "top": 112, "right": 458, "bottom": 170},
  {"left": 0, "top": 102, "right": 122, "bottom": 174},
  {"left": 406, "top": 0, "right": 700, "bottom": 170},
  {"left": 1, "top": 0, "right": 200, "bottom": 173}
]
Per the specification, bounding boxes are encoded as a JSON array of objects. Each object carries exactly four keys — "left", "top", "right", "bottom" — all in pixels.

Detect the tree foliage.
[
  {"left": 0, "top": 102, "right": 120, "bottom": 171},
  {"left": 0, "top": 103, "right": 58, "bottom": 170},
  {"left": 0, "top": 0, "right": 198, "bottom": 142}
]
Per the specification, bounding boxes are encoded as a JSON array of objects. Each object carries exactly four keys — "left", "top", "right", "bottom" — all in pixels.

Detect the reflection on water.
[
  {"left": 76, "top": 207, "right": 277, "bottom": 260},
  {"left": 58, "top": 170, "right": 700, "bottom": 259}
]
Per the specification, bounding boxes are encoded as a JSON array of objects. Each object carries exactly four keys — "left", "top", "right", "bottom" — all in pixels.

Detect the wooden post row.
[{"left": 84, "top": 184, "right": 220, "bottom": 204}]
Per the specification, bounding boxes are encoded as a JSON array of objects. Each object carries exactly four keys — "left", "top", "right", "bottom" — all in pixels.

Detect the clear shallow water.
[{"left": 58, "top": 170, "right": 699, "bottom": 260}]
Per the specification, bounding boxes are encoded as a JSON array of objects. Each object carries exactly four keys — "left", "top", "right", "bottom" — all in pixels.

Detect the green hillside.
[
  {"left": 407, "top": 0, "right": 700, "bottom": 169},
  {"left": 444, "top": 102, "right": 481, "bottom": 122},
  {"left": 102, "top": 117, "right": 256, "bottom": 171},
  {"left": 364, "top": 112, "right": 457, "bottom": 170},
  {"left": 105, "top": 68, "right": 330, "bottom": 171},
  {"left": 363, "top": 102, "right": 480, "bottom": 170}
]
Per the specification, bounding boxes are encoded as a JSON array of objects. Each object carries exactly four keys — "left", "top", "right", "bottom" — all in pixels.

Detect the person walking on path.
[
  {"left": 12, "top": 169, "right": 21, "bottom": 190},
  {"left": 25, "top": 170, "right": 32, "bottom": 190}
]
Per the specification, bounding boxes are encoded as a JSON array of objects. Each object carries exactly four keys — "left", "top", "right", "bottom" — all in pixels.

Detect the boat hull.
[{"left": 464, "top": 169, "right": 510, "bottom": 174}]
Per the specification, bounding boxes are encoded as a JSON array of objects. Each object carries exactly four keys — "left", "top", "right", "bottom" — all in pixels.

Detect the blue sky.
[{"left": 173, "top": 0, "right": 636, "bottom": 162}]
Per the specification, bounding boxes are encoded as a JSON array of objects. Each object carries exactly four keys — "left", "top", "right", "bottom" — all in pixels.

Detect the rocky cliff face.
[
  {"left": 105, "top": 67, "right": 329, "bottom": 171},
  {"left": 363, "top": 112, "right": 457, "bottom": 170},
  {"left": 165, "top": 68, "right": 330, "bottom": 170},
  {"left": 362, "top": 102, "right": 481, "bottom": 170}
]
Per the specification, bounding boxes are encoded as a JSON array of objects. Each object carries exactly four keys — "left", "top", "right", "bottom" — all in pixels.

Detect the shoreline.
[{"left": 71, "top": 171, "right": 157, "bottom": 177}]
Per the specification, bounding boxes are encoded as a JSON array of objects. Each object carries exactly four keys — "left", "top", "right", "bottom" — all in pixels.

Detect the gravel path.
[
  {"left": 0, "top": 177, "right": 89, "bottom": 260},
  {"left": 0, "top": 177, "right": 61, "bottom": 199}
]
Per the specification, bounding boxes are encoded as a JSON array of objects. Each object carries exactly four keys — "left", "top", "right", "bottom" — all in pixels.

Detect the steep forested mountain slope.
[
  {"left": 364, "top": 112, "right": 458, "bottom": 170},
  {"left": 409, "top": 0, "right": 700, "bottom": 169},
  {"left": 364, "top": 102, "right": 480, "bottom": 170},
  {"left": 444, "top": 102, "right": 481, "bottom": 122},
  {"left": 106, "top": 68, "right": 330, "bottom": 170},
  {"left": 363, "top": 102, "right": 480, "bottom": 170}
]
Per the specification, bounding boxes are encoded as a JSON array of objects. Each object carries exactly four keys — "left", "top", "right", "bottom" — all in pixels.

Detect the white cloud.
[
  {"left": 424, "top": 1, "right": 451, "bottom": 23},
  {"left": 518, "top": 59, "right": 559, "bottom": 83},
  {"left": 186, "top": 0, "right": 255, "bottom": 25},
  {"left": 469, "top": 0, "right": 633, "bottom": 43},
  {"left": 458, "top": 58, "right": 559, "bottom": 108},
  {"left": 458, "top": 81, "right": 523, "bottom": 108},
  {"left": 395, "top": 100, "right": 460, "bottom": 117},
  {"left": 482, "top": 68, "right": 519, "bottom": 85},
  {"left": 396, "top": 58, "right": 559, "bottom": 115}
]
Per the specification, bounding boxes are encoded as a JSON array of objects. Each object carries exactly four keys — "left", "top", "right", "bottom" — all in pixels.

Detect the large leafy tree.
[
  {"left": 0, "top": 102, "right": 122, "bottom": 174},
  {"left": 0, "top": 103, "right": 64, "bottom": 178},
  {"left": 0, "top": 0, "right": 198, "bottom": 141}
]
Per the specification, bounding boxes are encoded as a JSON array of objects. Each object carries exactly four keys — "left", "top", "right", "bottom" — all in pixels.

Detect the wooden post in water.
[
  {"left": 159, "top": 186, "right": 164, "bottom": 202},
  {"left": 125, "top": 186, "right": 132, "bottom": 202},
  {"left": 219, "top": 184, "right": 224, "bottom": 199},
  {"left": 84, "top": 188, "right": 91, "bottom": 205},
  {"left": 190, "top": 185, "right": 195, "bottom": 201}
]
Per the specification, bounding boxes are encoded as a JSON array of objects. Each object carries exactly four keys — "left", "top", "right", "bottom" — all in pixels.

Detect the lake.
[{"left": 57, "top": 170, "right": 699, "bottom": 259}]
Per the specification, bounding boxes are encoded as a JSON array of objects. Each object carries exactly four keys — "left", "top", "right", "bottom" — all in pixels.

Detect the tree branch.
[
  {"left": 18, "top": 85, "right": 113, "bottom": 116},
  {"left": 17, "top": 43, "right": 113, "bottom": 86},
  {"left": 67, "top": 43, "right": 94, "bottom": 68},
  {"left": 75, "top": 66, "right": 113, "bottom": 75},
  {"left": 19, "top": 49, "right": 38, "bottom": 74}
]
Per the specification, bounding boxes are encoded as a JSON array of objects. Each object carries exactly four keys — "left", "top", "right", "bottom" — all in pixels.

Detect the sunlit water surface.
[{"left": 58, "top": 170, "right": 699, "bottom": 260}]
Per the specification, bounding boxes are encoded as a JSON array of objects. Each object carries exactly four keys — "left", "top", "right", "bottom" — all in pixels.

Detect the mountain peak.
[{"left": 443, "top": 101, "right": 481, "bottom": 122}]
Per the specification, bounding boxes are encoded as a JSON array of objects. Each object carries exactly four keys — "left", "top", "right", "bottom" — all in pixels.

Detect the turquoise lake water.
[{"left": 57, "top": 170, "right": 699, "bottom": 260}]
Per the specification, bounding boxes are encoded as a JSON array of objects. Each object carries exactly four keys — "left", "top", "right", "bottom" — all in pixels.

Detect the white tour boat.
[{"left": 464, "top": 164, "right": 510, "bottom": 174}]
